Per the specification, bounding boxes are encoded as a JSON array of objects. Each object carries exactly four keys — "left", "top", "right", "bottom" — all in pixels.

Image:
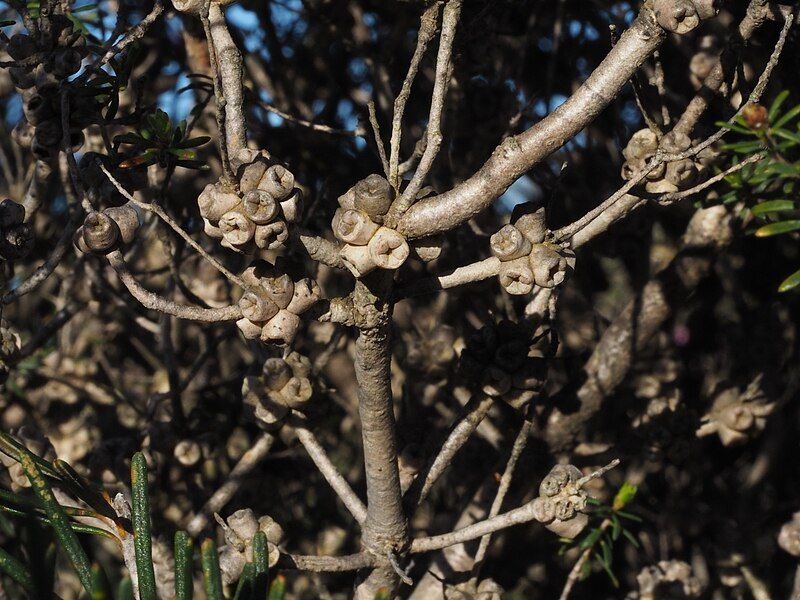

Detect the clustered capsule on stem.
[
  {"left": 531, "top": 464, "right": 590, "bottom": 539},
  {"left": 242, "top": 352, "right": 314, "bottom": 430},
  {"left": 217, "top": 508, "right": 284, "bottom": 584},
  {"left": 199, "top": 149, "right": 302, "bottom": 253},
  {"left": 3, "top": 11, "right": 93, "bottom": 160},
  {"left": 0, "top": 321, "right": 22, "bottom": 385},
  {"left": 652, "top": 0, "right": 718, "bottom": 35},
  {"left": 633, "top": 560, "right": 703, "bottom": 599},
  {"left": 0, "top": 199, "right": 34, "bottom": 261},
  {"left": 73, "top": 203, "right": 141, "bottom": 254},
  {"left": 490, "top": 204, "right": 575, "bottom": 295},
  {"left": 696, "top": 377, "right": 776, "bottom": 446},
  {"left": 621, "top": 128, "right": 716, "bottom": 194},
  {"left": 333, "top": 174, "right": 411, "bottom": 277},
  {"left": 459, "top": 320, "right": 547, "bottom": 410},
  {"left": 235, "top": 261, "right": 321, "bottom": 346}
]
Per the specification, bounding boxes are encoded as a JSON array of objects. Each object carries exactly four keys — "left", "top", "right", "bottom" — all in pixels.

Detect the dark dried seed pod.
[
  {"left": 33, "top": 119, "right": 63, "bottom": 148},
  {"left": 9, "top": 67, "right": 35, "bottom": 90},
  {"left": 219, "top": 210, "right": 256, "bottom": 246},
  {"left": 7, "top": 34, "right": 37, "bottom": 61},
  {"left": 259, "top": 165, "right": 294, "bottom": 200},
  {"left": 482, "top": 366, "right": 512, "bottom": 397},
  {"left": 554, "top": 498, "right": 576, "bottom": 521},
  {"left": 0, "top": 224, "right": 34, "bottom": 260},
  {"left": 12, "top": 122, "right": 35, "bottom": 150},
  {"left": 239, "top": 291, "right": 279, "bottom": 323},
  {"left": 104, "top": 204, "right": 140, "bottom": 244},
  {"left": 262, "top": 274, "right": 295, "bottom": 309},
  {"left": 23, "top": 93, "right": 54, "bottom": 126},
  {"left": 82, "top": 211, "right": 120, "bottom": 253},
  {"left": 263, "top": 358, "right": 293, "bottom": 391},
  {"left": 53, "top": 49, "right": 83, "bottom": 78},
  {"left": 254, "top": 220, "right": 289, "bottom": 250},
  {"left": 243, "top": 190, "right": 279, "bottom": 225},
  {"left": 491, "top": 225, "right": 532, "bottom": 261},
  {"left": 539, "top": 475, "right": 562, "bottom": 497},
  {"left": 354, "top": 174, "right": 393, "bottom": 220},
  {"left": 0, "top": 199, "right": 26, "bottom": 229},
  {"left": 654, "top": 0, "right": 700, "bottom": 34}
]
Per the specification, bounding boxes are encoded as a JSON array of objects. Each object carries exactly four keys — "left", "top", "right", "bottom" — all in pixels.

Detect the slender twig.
[
  {"left": 405, "top": 394, "right": 495, "bottom": 509},
  {"left": 367, "top": 100, "right": 390, "bottom": 177},
  {"left": 410, "top": 461, "right": 620, "bottom": 554},
  {"left": 388, "top": 2, "right": 441, "bottom": 190},
  {"left": 98, "top": 163, "right": 245, "bottom": 288},
  {"left": 470, "top": 413, "right": 533, "bottom": 583},
  {"left": 259, "top": 100, "right": 366, "bottom": 137},
  {"left": 106, "top": 251, "right": 243, "bottom": 322},
  {"left": 96, "top": 0, "right": 165, "bottom": 67},
  {"left": 187, "top": 433, "right": 275, "bottom": 536},
  {"left": 390, "top": 0, "right": 462, "bottom": 218},
  {"left": 291, "top": 418, "right": 368, "bottom": 525},
  {"left": 393, "top": 256, "right": 501, "bottom": 300}
]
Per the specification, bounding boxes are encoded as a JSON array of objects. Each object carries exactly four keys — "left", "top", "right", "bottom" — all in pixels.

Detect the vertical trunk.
[{"left": 352, "top": 280, "right": 407, "bottom": 596}]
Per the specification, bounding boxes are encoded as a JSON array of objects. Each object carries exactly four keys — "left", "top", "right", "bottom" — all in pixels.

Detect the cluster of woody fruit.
[
  {"left": 242, "top": 351, "right": 314, "bottom": 431},
  {"left": 199, "top": 150, "right": 302, "bottom": 254},
  {"left": 5, "top": 11, "right": 92, "bottom": 160},
  {"left": 490, "top": 204, "right": 576, "bottom": 296}
]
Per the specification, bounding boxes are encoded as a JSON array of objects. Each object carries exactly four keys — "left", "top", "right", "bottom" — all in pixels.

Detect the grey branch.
[{"left": 396, "top": 8, "right": 664, "bottom": 239}]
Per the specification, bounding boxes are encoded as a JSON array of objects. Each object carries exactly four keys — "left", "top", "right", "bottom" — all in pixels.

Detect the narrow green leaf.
[
  {"left": 201, "top": 539, "right": 224, "bottom": 600},
  {"left": 579, "top": 559, "right": 591, "bottom": 580},
  {"left": 0, "top": 546, "right": 33, "bottom": 593},
  {"left": 177, "top": 136, "right": 211, "bottom": 149},
  {"left": 131, "top": 453, "right": 156, "bottom": 600},
  {"left": 174, "top": 530, "right": 194, "bottom": 600},
  {"left": 599, "top": 537, "right": 613, "bottom": 568},
  {"left": 91, "top": 562, "right": 113, "bottom": 600},
  {"left": 117, "top": 577, "right": 134, "bottom": 600},
  {"left": 611, "top": 516, "right": 621, "bottom": 541},
  {"left": 612, "top": 482, "right": 637, "bottom": 511},
  {"left": 373, "top": 588, "right": 391, "bottom": 600},
  {"left": 53, "top": 459, "right": 117, "bottom": 523},
  {"left": 773, "top": 104, "right": 800, "bottom": 129},
  {"left": 252, "top": 531, "right": 269, "bottom": 597},
  {"left": 768, "top": 91, "right": 790, "bottom": 121},
  {"left": 751, "top": 200, "right": 796, "bottom": 216},
  {"left": 773, "top": 129, "right": 800, "bottom": 144},
  {"left": 778, "top": 268, "right": 800, "bottom": 293},
  {"left": 268, "top": 574, "right": 287, "bottom": 600},
  {"left": 715, "top": 120, "right": 753, "bottom": 135},
  {"left": 616, "top": 510, "right": 642, "bottom": 523},
  {"left": 579, "top": 528, "right": 602, "bottom": 549},
  {"left": 19, "top": 453, "right": 94, "bottom": 595},
  {"left": 621, "top": 528, "right": 640, "bottom": 548},
  {"left": 597, "top": 554, "right": 619, "bottom": 587},
  {"left": 233, "top": 562, "right": 255, "bottom": 600},
  {"left": 0, "top": 433, "right": 59, "bottom": 478},
  {"left": 755, "top": 220, "right": 800, "bottom": 237}
]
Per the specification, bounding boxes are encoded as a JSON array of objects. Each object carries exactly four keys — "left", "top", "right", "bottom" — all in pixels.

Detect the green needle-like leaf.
[
  {"left": 0, "top": 546, "right": 34, "bottom": 593},
  {"left": 233, "top": 562, "right": 255, "bottom": 600},
  {"left": 252, "top": 531, "right": 269, "bottom": 597},
  {"left": 755, "top": 220, "right": 800, "bottom": 237},
  {"left": 268, "top": 574, "right": 287, "bottom": 600},
  {"left": 130, "top": 453, "right": 157, "bottom": 600},
  {"left": 373, "top": 589, "right": 391, "bottom": 600},
  {"left": 751, "top": 200, "right": 796, "bottom": 216},
  {"left": 779, "top": 268, "right": 800, "bottom": 292},
  {"left": 19, "top": 453, "right": 94, "bottom": 595},
  {"left": 201, "top": 539, "right": 224, "bottom": 600},
  {"left": 174, "top": 530, "right": 194, "bottom": 600},
  {"left": 91, "top": 562, "right": 113, "bottom": 600}
]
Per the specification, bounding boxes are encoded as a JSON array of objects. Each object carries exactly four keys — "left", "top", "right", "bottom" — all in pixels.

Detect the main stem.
[{"left": 352, "top": 279, "right": 408, "bottom": 597}]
